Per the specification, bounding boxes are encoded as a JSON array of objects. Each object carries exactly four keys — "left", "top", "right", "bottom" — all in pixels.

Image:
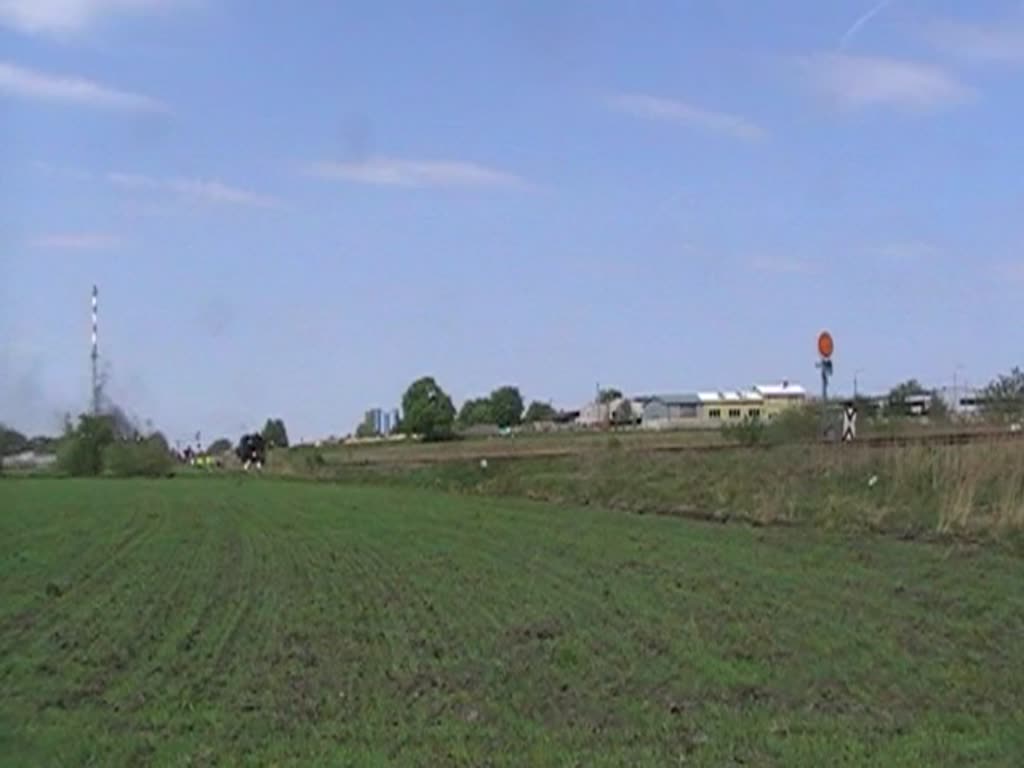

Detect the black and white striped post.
[{"left": 91, "top": 285, "right": 100, "bottom": 415}]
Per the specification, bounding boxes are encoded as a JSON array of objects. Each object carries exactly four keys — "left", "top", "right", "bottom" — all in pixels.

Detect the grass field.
[{"left": 2, "top": 478, "right": 1023, "bottom": 766}]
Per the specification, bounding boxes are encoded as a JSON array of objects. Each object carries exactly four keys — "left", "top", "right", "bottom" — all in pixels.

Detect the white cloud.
[
  {"left": 750, "top": 256, "right": 816, "bottom": 274},
  {"left": 606, "top": 91, "right": 765, "bottom": 140},
  {"left": 927, "top": 19, "right": 1024, "bottom": 64},
  {"left": 308, "top": 157, "right": 524, "bottom": 188},
  {"left": 0, "top": 61, "right": 167, "bottom": 112},
  {"left": 805, "top": 53, "right": 970, "bottom": 111},
  {"left": 0, "top": 0, "right": 181, "bottom": 36},
  {"left": 30, "top": 232, "right": 121, "bottom": 249},
  {"left": 172, "top": 178, "right": 279, "bottom": 207},
  {"left": 105, "top": 171, "right": 154, "bottom": 188},
  {"left": 107, "top": 172, "right": 280, "bottom": 208},
  {"left": 872, "top": 241, "right": 941, "bottom": 261}
]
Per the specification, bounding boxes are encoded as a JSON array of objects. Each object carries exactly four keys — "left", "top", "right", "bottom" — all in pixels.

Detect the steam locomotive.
[{"left": 236, "top": 433, "right": 267, "bottom": 470}]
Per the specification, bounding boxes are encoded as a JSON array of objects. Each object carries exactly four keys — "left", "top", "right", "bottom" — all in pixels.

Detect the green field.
[{"left": 2, "top": 478, "right": 1023, "bottom": 767}]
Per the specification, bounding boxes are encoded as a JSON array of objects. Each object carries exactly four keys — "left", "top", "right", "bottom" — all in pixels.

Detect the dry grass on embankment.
[{"left": 283, "top": 437, "right": 1024, "bottom": 544}]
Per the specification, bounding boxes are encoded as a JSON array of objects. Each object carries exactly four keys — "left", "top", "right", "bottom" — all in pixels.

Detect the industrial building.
[
  {"left": 640, "top": 383, "right": 806, "bottom": 430},
  {"left": 576, "top": 397, "right": 641, "bottom": 427},
  {"left": 639, "top": 394, "right": 701, "bottom": 430},
  {"left": 697, "top": 390, "right": 765, "bottom": 423}
]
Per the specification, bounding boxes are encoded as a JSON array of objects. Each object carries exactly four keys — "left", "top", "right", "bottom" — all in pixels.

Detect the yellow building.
[
  {"left": 754, "top": 382, "right": 807, "bottom": 420},
  {"left": 697, "top": 390, "right": 765, "bottom": 424},
  {"left": 695, "top": 383, "right": 806, "bottom": 426}
]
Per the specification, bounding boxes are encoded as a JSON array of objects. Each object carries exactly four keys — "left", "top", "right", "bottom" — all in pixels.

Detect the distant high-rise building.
[{"left": 361, "top": 406, "right": 401, "bottom": 437}]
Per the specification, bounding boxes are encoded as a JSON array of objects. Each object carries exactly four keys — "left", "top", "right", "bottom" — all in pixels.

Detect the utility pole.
[
  {"left": 816, "top": 332, "right": 835, "bottom": 440},
  {"left": 953, "top": 363, "right": 965, "bottom": 417}
]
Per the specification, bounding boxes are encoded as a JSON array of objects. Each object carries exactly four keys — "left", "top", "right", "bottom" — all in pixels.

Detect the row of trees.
[
  {"left": 457, "top": 387, "right": 562, "bottom": 430},
  {"left": 397, "top": 378, "right": 562, "bottom": 441},
  {"left": 879, "top": 369, "right": 1024, "bottom": 422},
  {"left": 761, "top": 372, "right": 1024, "bottom": 425},
  {"left": 0, "top": 426, "right": 60, "bottom": 457},
  {"left": 459, "top": 386, "right": 522, "bottom": 429},
  {"left": 356, "top": 379, "right": 622, "bottom": 443}
]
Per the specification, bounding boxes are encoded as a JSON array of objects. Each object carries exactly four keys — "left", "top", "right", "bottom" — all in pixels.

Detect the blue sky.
[{"left": 2, "top": 0, "right": 1024, "bottom": 443}]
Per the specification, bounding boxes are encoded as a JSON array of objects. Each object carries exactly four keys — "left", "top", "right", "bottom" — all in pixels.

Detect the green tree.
[
  {"left": 206, "top": 438, "right": 233, "bottom": 455},
  {"left": 598, "top": 388, "right": 623, "bottom": 404},
  {"left": 458, "top": 398, "right": 493, "bottom": 428},
  {"left": 0, "top": 425, "right": 28, "bottom": 456},
  {"left": 488, "top": 386, "right": 524, "bottom": 428},
  {"left": 261, "top": 418, "right": 289, "bottom": 448},
  {"left": 524, "top": 401, "right": 557, "bottom": 423},
  {"left": 401, "top": 377, "right": 456, "bottom": 441},
  {"left": 981, "top": 367, "right": 1024, "bottom": 422}
]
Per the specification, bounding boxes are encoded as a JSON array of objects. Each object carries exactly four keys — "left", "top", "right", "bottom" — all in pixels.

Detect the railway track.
[
  {"left": 851, "top": 428, "right": 1024, "bottom": 449},
  {"left": 323, "top": 427, "right": 1024, "bottom": 467}
]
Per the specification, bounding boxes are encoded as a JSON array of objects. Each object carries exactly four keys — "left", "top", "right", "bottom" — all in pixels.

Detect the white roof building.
[
  {"left": 697, "top": 391, "right": 764, "bottom": 404},
  {"left": 755, "top": 382, "right": 807, "bottom": 399}
]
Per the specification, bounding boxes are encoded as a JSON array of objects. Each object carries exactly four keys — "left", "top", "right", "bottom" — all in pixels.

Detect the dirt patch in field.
[{"left": 504, "top": 617, "right": 564, "bottom": 643}]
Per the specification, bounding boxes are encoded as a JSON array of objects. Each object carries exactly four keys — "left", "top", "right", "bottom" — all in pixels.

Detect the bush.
[
  {"left": 57, "top": 415, "right": 116, "bottom": 476},
  {"left": 723, "top": 406, "right": 834, "bottom": 447},
  {"left": 305, "top": 451, "right": 326, "bottom": 472},
  {"left": 723, "top": 416, "right": 767, "bottom": 446},
  {"left": 207, "top": 438, "right": 233, "bottom": 455},
  {"left": 764, "top": 406, "right": 825, "bottom": 445},
  {"left": 103, "top": 434, "right": 174, "bottom": 477}
]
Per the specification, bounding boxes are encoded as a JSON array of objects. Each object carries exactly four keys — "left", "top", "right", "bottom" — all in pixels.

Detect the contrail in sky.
[{"left": 839, "top": 0, "right": 895, "bottom": 49}]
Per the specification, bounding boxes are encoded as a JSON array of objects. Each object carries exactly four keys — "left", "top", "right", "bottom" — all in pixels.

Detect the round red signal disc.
[{"left": 818, "top": 331, "right": 834, "bottom": 359}]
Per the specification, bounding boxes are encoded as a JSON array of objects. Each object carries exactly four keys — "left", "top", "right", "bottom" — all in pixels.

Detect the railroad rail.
[{"left": 322, "top": 427, "right": 1023, "bottom": 467}]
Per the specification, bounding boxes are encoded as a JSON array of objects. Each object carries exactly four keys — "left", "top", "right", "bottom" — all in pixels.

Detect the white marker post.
[{"left": 842, "top": 405, "right": 857, "bottom": 442}]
